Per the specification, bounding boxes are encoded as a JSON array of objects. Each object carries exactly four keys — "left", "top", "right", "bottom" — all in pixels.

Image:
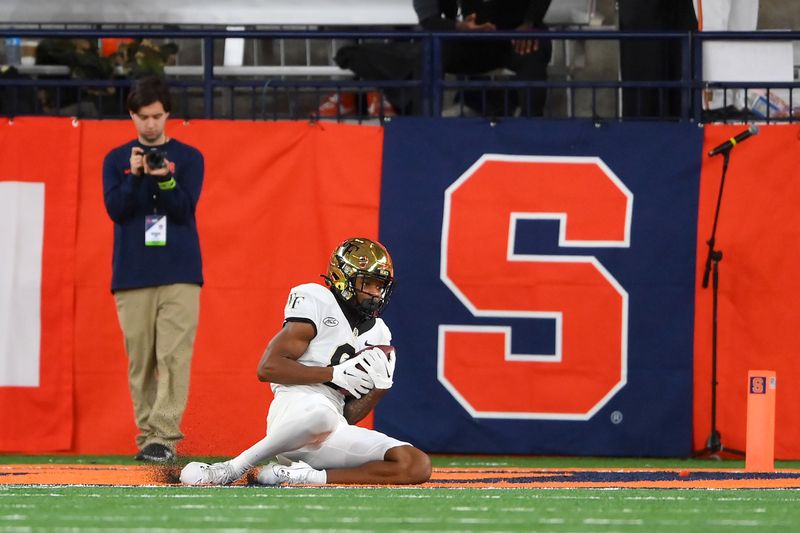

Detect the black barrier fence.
[{"left": 0, "top": 29, "right": 798, "bottom": 122}]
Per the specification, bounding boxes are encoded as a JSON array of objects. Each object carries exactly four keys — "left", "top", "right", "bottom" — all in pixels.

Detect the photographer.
[{"left": 102, "top": 76, "right": 204, "bottom": 462}]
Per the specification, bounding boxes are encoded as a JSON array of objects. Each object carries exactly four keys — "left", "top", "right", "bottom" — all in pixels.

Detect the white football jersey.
[{"left": 271, "top": 283, "right": 392, "bottom": 408}]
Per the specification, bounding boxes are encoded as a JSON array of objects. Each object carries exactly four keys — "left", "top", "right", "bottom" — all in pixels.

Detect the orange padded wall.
[{"left": 694, "top": 124, "right": 800, "bottom": 459}]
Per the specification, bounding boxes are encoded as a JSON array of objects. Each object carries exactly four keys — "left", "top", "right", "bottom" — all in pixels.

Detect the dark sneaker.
[{"left": 135, "top": 443, "right": 175, "bottom": 462}]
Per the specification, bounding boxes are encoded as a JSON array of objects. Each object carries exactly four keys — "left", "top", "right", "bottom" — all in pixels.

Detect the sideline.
[{"left": 2, "top": 465, "right": 800, "bottom": 489}]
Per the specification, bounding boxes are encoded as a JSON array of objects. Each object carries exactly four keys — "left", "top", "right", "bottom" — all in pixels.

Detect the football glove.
[
  {"left": 360, "top": 347, "right": 393, "bottom": 390},
  {"left": 331, "top": 355, "right": 373, "bottom": 398}
]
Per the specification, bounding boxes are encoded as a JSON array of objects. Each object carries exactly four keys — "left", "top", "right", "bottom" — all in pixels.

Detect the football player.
[{"left": 180, "top": 237, "right": 431, "bottom": 485}]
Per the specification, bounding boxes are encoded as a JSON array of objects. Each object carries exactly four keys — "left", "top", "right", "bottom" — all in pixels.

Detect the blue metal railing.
[{"left": 0, "top": 28, "right": 797, "bottom": 122}]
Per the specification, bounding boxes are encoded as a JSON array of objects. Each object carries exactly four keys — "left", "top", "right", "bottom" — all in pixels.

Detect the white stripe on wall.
[{"left": 0, "top": 182, "right": 44, "bottom": 387}]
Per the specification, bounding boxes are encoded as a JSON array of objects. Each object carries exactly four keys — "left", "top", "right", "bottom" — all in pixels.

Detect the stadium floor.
[{"left": 3, "top": 464, "right": 800, "bottom": 489}]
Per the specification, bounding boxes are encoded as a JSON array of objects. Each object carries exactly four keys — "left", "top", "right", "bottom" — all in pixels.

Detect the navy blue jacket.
[{"left": 103, "top": 138, "right": 204, "bottom": 291}]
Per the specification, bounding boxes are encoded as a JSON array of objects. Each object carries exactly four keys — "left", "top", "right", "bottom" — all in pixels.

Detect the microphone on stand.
[{"left": 707, "top": 125, "right": 759, "bottom": 157}]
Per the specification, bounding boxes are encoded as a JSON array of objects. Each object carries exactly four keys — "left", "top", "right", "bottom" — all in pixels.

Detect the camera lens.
[{"left": 145, "top": 149, "right": 166, "bottom": 169}]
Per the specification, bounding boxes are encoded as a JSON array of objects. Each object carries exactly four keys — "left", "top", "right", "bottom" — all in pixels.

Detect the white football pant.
[{"left": 228, "top": 388, "right": 408, "bottom": 474}]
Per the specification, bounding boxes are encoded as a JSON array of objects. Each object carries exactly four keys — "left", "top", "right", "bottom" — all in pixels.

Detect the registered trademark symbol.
[{"left": 610, "top": 411, "right": 623, "bottom": 424}]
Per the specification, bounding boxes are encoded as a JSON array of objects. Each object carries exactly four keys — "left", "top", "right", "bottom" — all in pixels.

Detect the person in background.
[
  {"left": 414, "top": 0, "right": 553, "bottom": 117},
  {"left": 694, "top": 0, "right": 760, "bottom": 119},
  {"left": 34, "top": 38, "right": 113, "bottom": 116},
  {"left": 102, "top": 76, "right": 204, "bottom": 462},
  {"left": 326, "top": 0, "right": 551, "bottom": 118},
  {"left": 618, "top": 0, "right": 697, "bottom": 118}
]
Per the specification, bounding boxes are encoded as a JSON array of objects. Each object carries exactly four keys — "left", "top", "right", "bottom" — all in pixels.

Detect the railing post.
[
  {"left": 420, "top": 34, "right": 432, "bottom": 117},
  {"left": 692, "top": 32, "right": 704, "bottom": 123},
  {"left": 203, "top": 36, "right": 214, "bottom": 118},
  {"left": 430, "top": 34, "right": 442, "bottom": 118},
  {"left": 680, "top": 32, "right": 691, "bottom": 122}
]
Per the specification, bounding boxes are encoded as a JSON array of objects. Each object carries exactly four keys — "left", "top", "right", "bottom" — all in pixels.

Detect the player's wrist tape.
[{"left": 157, "top": 176, "right": 176, "bottom": 190}]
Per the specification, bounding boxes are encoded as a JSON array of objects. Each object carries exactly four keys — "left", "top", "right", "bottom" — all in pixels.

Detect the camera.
[{"left": 144, "top": 148, "right": 167, "bottom": 170}]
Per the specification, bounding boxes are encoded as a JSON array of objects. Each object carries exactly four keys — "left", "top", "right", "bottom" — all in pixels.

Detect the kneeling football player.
[{"left": 180, "top": 237, "right": 431, "bottom": 486}]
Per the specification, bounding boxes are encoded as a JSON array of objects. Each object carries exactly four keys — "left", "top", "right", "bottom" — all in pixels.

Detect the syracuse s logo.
[{"left": 439, "top": 154, "right": 632, "bottom": 421}]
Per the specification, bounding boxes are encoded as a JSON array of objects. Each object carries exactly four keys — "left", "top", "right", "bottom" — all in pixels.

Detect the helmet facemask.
[
  {"left": 325, "top": 238, "right": 395, "bottom": 319},
  {"left": 348, "top": 273, "right": 394, "bottom": 319}
]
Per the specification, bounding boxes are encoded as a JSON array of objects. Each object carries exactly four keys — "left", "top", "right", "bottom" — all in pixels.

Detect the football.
[
  {"left": 357, "top": 344, "right": 395, "bottom": 362},
  {"left": 335, "top": 345, "right": 395, "bottom": 397},
  {"left": 351, "top": 344, "right": 394, "bottom": 375}
]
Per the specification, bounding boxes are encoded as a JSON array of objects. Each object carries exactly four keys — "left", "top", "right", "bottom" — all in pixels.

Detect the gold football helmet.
[{"left": 325, "top": 237, "right": 395, "bottom": 319}]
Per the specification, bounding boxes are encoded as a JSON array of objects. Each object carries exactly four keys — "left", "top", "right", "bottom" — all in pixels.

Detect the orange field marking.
[{"left": 2, "top": 465, "right": 800, "bottom": 489}]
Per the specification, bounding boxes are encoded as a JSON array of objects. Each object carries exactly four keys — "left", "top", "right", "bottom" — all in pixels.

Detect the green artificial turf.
[
  {"left": 3, "top": 455, "right": 800, "bottom": 532},
  {"left": 2, "top": 485, "right": 800, "bottom": 532}
]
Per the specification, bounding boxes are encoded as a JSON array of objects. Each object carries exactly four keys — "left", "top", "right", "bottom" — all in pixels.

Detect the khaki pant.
[{"left": 114, "top": 284, "right": 201, "bottom": 452}]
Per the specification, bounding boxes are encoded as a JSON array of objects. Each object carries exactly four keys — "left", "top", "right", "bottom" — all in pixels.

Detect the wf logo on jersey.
[{"left": 288, "top": 293, "right": 304, "bottom": 309}]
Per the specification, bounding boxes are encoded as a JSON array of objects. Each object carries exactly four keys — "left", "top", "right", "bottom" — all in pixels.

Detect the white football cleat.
[
  {"left": 256, "top": 461, "right": 326, "bottom": 486},
  {"left": 180, "top": 461, "right": 240, "bottom": 485}
]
